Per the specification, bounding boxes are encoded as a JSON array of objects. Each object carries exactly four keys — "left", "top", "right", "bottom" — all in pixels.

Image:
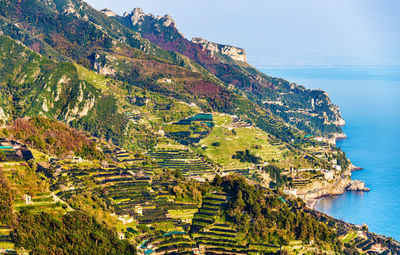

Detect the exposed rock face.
[
  {"left": 192, "top": 37, "right": 247, "bottom": 63},
  {"left": 101, "top": 8, "right": 117, "bottom": 17},
  {"left": 0, "top": 106, "right": 8, "bottom": 125},
  {"left": 124, "top": 8, "right": 145, "bottom": 26},
  {"left": 297, "top": 175, "right": 353, "bottom": 201},
  {"left": 347, "top": 180, "right": 370, "bottom": 191},
  {"left": 319, "top": 91, "right": 346, "bottom": 126},
  {"left": 123, "top": 8, "right": 179, "bottom": 32},
  {"left": 91, "top": 53, "right": 116, "bottom": 76}
]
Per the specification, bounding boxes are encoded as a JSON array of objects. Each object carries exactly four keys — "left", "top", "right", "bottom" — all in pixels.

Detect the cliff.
[{"left": 192, "top": 37, "right": 247, "bottom": 63}]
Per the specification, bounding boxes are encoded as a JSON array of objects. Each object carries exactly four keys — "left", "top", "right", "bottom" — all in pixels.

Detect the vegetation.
[
  {"left": 216, "top": 175, "right": 339, "bottom": 249},
  {"left": 0, "top": 171, "right": 13, "bottom": 225},
  {"left": 263, "top": 165, "right": 288, "bottom": 188},
  {"left": 12, "top": 210, "right": 135, "bottom": 254},
  {"left": 232, "top": 150, "right": 262, "bottom": 164},
  {"left": 0, "top": 1, "right": 394, "bottom": 254},
  {"left": 8, "top": 117, "right": 104, "bottom": 159}
]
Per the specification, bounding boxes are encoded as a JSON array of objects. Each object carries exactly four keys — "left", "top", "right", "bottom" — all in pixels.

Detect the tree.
[
  {"left": 27, "top": 159, "right": 37, "bottom": 171},
  {"left": 212, "top": 174, "right": 222, "bottom": 186},
  {"left": 233, "top": 190, "right": 246, "bottom": 210},
  {"left": 0, "top": 150, "right": 5, "bottom": 161},
  {"left": 0, "top": 171, "right": 13, "bottom": 224}
]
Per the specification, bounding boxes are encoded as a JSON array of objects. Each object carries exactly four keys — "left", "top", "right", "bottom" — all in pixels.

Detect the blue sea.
[{"left": 261, "top": 66, "right": 400, "bottom": 240}]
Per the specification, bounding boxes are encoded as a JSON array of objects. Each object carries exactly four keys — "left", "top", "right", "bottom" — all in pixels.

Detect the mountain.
[
  {"left": 0, "top": 0, "right": 304, "bottom": 145},
  {"left": 0, "top": 0, "right": 343, "bottom": 143},
  {"left": 0, "top": 0, "right": 397, "bottom": 254},
  {"left": 117, "top": 8, "right": 345, "bottom": 137}
]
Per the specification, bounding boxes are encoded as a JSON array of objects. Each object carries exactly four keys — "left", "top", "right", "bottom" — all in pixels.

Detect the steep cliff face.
[{"left": 192, "top": 37, "right": 247, "bottom": 63}]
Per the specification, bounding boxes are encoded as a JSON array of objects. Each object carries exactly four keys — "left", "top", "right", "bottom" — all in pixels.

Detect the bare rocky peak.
[
  {"left": 101, "top": 8, "right": 117, "bottom": 17},
  {"left": 192, "top": 37, "right": 247, "bottom": 63},
  {"left": 124, "top": 8, "right": 176, "bottom": 28}
]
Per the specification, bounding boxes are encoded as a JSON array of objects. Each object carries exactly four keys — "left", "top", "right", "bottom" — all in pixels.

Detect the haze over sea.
[{"left": 261, "top": 66, "right": 400, "bottom": 240}]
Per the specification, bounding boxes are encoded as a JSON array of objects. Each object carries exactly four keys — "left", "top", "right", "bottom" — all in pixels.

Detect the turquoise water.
[{"left": 261, "top": 66, "right": 400, "bottom": 240}]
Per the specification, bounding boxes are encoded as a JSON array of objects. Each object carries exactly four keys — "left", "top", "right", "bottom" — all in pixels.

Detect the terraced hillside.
[
  {"left": 147, "top": 150, "right": 215, "bottom": 177},
  {"left": 0, "top": 0, "right": 398, "bottom": 254}
]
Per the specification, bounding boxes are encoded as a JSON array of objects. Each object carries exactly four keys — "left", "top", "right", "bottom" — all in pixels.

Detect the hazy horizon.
[{"left": 85, "top": 0, "right": 400, "bottom": 68}]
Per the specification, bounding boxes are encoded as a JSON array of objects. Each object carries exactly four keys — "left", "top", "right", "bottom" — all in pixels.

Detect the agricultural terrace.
[
  {"left": 163, "top": 113, "right": 214, "bottom": 146},
  {"left": 199, "top": 113, "right": 287, "bottom": 170},
  {"left": 146, "top": 149, "right": 215, "bottom": 177},
  {"left": 199, "top": 113, "right": 331, "bottom": 172}
]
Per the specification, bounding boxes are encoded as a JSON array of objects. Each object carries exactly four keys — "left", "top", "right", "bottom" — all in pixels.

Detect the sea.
[{"left": 260, "top": 66, "right": 400, "bottom": 240}]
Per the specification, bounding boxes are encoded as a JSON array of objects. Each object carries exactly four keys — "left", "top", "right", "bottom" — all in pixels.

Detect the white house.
[
  {"left": 22, "top": 194, "right": 32, "bottom": 205},
  {"left": 283, "top": 189, "right": 297, "bottom": 196},
  {"left": 135, "top": 205, "right": 143, "bottom": 216}
]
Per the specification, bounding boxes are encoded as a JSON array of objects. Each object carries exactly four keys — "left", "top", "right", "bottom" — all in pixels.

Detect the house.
[
  {"left": 135, "top": 205, "right": 143, "bottom": 216},
  {"left": 118, "top": 215, "right": 134, "bottom": 224},
  {"left": 182, "top": 218, "right": 191, "bottom": 223},
  {"left": 333, "top": 164, "right": 342, "bottom": 171},
  {"left": 190, "top": 176, "right": 206, "bottom": 182},
  {"left": 283, "top": 189, "right": 297, "bottom": 196},
  {"left": 72, "top": 157, "right": 83, "bottom": 163},
  {"left": 118, "top": 232, "right": 125, "bottom": 240},
  {"left": 192, "top": 248, "right": 201, "bottom": 254},
  {"left": 315, "top": 137, "right": 323, "bottom": 142},
  {"left": 323, "top": 170, "right": 335, "bottom": 180},
  {"left": 22, "top": 194, "right": 32, "bottom": 205}
]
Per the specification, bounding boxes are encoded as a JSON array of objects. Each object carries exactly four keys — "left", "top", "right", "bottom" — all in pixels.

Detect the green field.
[{"left": 199, "top": 113, "right": 287, "bottom": 169}]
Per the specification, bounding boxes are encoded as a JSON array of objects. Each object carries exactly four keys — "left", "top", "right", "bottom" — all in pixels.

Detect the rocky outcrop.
[
  {"left": 299, "top": 169, "right": 369, "bottom": 206},
  {"left": 192, "top": 37, "right": 247, "bottom": 63},
  {"left": 326, "top": 132, "right": 348, "bottom": 145},
  {"left": 101, "top": 8, "right": 117, "bottom": 17},
  {"left": 347, "top": 180, "right": 370, "bottom": 191},
  {"left": 350, "top": 163, "right": 363, "bottom": 171},
  {"left": 124, "top": 8, "right": 145, "bottom": 26},
  {"left": 298, "top": 176, "right": 353, "bottom": 202},
  {"left": 0, "top": 106, "right": 8, "bottom": 126},
  {"left": 123, "top": 8, "right": 179, "bottom": 32},
  {"left": 90, "top": 53, "right": 116, "bottom": 76}
]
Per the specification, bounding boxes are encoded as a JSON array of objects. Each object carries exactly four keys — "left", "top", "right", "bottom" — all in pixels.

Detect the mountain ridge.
[{"left": 114, "top": 8, "right": 345, "bottom": 137}]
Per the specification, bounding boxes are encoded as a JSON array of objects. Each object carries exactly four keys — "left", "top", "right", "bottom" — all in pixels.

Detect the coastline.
[{"left": 305, "top": 134, "right": 368, "bottom": 210}]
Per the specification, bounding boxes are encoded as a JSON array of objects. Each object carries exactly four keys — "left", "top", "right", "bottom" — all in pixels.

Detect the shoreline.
[{"left": 305, "top": 134, "right": 368, "bottom": 210}]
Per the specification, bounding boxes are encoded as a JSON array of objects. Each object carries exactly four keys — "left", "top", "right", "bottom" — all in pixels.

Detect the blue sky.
[{"left": 86, "top": 0, "right": 400, "bottom": 67}]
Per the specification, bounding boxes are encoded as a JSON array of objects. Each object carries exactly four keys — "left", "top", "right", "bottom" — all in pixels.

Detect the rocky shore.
[
  {"left": 347, "top": 180, "right": 370, "bottom": 191},
  {"left": 301, "top": 169, "right": 370, "bottom": 209},
  {"left": 350, "top": 163, "right": 363, "bottom": 171}
]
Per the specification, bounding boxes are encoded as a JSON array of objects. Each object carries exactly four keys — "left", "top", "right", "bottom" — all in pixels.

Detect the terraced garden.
[
  {"left": 163, "top": 113, "right": 214, "bottom": 145},
  {"left": 0, "top": 226, "right": 14, "bottom": 252},
  {"left": 199, "top": 113, "right": 288, "bottom": 170},
  {"left": 189, "top": 193, "right": 252, "bottom": 254},
  {"left": 147, "top": 150, "right": 215, "bottom": 177}
]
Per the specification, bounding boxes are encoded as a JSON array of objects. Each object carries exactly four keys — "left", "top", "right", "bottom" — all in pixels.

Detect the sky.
[{"left": 85, "top": 0, "right": 400, "bottom": 67}]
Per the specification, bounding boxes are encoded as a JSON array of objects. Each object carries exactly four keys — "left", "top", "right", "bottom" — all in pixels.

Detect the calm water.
[{"left": 261, "top": 66, "right": 400, "bottom": 240}]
